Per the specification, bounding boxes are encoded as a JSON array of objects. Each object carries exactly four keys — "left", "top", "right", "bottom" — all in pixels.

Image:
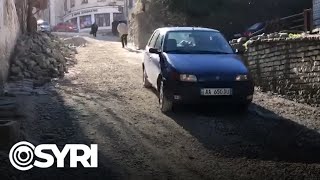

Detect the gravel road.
[{"left": 3, "top": 35, "right": 320, "bottom": 180}]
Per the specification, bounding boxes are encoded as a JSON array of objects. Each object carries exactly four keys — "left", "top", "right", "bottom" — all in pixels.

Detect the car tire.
[
  {"left": 143, "top": 68, "right": 152, "bottom": 88},
  {"left": 159, "top": 80, "right": 173, "bottom": 113},
  {"left": 237, "top": 103, "right": 250, "bottom": 114}
]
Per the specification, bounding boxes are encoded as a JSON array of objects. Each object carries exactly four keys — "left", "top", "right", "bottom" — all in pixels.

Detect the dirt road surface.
[{"left": 3, "top": 35, "right": 320, "bottom": 180}]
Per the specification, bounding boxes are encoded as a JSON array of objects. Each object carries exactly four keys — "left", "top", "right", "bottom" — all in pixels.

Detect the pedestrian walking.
[
  {"left": 91, "top": 22, "right": 98, "bottom": 38},
  {"left": 117, "top": 22, "right": 128, "bottom": 48}
]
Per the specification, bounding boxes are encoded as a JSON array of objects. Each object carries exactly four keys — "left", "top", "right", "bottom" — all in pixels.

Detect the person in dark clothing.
[
  {"left": 91, "top": 23, "right": 98, "bottom": 37},
  {"left": 121, "top": 34, "right": 128, "bottom": 48},
  {"left": 117, "top": 22, "right": 128, "bottom": 48}
]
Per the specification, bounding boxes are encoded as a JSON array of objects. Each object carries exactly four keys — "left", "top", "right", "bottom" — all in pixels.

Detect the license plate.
[{"left": 201, "top": 88, "right": 232, "bottom": 96}]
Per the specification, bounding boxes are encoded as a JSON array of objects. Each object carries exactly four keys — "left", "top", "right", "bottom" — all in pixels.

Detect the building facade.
[
  {"left": 124, "top": 0, "right": 136, "bottom": 20},
  {"left": 314, "top": 0, "right": 320, "bottom": 28},
  {"left": 0, "top": 0, "right": 20, "bottom": 92},
  {"left": 32, "top": 0, "right": 51, "bottom": 24},
  {"left": 48, "top": 0, "right": 65, "bottom": 26},
  {"left": 63, "top": 0, "right": 124, "bottom": 32}
]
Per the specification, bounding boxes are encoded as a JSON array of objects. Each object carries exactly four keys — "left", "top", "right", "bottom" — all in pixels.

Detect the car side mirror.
[{"left": 149, "top": 48, "right": 161, "bottom": 54}]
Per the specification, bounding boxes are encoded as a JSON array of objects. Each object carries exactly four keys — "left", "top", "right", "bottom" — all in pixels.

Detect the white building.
[
  {"left": 30, "top": 0, "right": 64, "bottom": 26},
  {"left": 32, "top": 0, "right": 50, "bottom": 23},
  {"left": 314, "top": 0, "right": 320, "bottom": 28},
  {"left": 34, "top": 9, "right": 50, "bottom": 22},
  {"left": 62, "top": 0, "right": 124, "bottom": 32},
  {"left": 48, "top": 0, "right": 65, "bottom": 26},
  {"left": 124, "top": 0, "right": 136, "bottom": 20}
]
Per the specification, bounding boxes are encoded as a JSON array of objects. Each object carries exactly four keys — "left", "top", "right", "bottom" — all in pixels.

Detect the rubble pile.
[
  {"left": 62, "top": 36, "right": 88, "bottom": 47},
  {"left": 229, "top": 32, "right": 306, "bottom": 51},
  {"left": 9, "top": 32, "right": 82, "bottom": 84}
]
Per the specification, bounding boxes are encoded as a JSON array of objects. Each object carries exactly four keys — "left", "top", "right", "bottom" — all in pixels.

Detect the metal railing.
[{"left": 265, "top": 9, "right": 313, "bottom": 33}]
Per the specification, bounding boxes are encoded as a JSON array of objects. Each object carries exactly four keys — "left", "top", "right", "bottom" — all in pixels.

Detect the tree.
[
  {"left": 160, "top": 0, "right": 312, "bottom": 39},
  {"left": 27, "top": 0, "right": 48, "bottom": 32}
]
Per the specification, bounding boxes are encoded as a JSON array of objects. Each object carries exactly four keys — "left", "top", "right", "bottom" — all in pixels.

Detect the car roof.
[{"left": 156, "top": 27, "right": 220, "bottom": 34}]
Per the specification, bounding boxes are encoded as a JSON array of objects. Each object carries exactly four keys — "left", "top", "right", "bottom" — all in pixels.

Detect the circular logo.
[{"left": 9, "top": 141, "right": 35, "bottom": 171}]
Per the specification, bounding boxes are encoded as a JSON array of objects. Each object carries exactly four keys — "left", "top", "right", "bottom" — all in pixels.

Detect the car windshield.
[
  {"left": 42, "top": 22, "right": 49, "bottom": 26},
  {"left": 163, "top": 31, "right": 234, "bottom": 54}
]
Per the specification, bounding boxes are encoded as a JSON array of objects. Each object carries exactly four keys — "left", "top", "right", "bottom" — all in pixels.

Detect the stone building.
[{"left": 62, "top": 0, "right": 124, "bottom": 32}]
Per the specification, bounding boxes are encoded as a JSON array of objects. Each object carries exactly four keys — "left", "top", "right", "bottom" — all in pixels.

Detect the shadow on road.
[
  {"left": 54, "top": 32, "right": 120, "bottom": 42},
  {"left": 91, "top": 35, "right": 119, "bottom": 42},
  {"left": 5, "top": 93, "right": 125, "bottom": 180},
  {"left": 124, "top": 47, "right": 142, "bottom": 54},
  {"left": 165, "top": 103, "right": 320, "bottom": 164}
]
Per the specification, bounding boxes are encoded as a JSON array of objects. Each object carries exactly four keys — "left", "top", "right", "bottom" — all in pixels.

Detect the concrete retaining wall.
[
  {"left": 14, "top": 0, "right": 28, "bottom": 33},
  {"left": 246, "top": 36, "right": 320, "bottom": 104},
  {"left": 0, "top": 0, "right": 21, "bottom": 94}
]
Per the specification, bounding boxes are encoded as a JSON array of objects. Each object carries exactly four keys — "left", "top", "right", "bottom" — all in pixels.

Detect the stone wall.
[
  {"left": 0, "top": 0, "right": 21, "bottom": 94},
  {"left": 246, "top": 36, "right": 320, "bottom": 104},
  {"left": 129, "top": 10, "right": 159, "bottom": 50},
  {"left": 129, "top": 0, "right": 185, "bottom": 49}
]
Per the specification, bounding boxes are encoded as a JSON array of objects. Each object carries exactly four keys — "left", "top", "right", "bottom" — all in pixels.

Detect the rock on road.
[{"left": 7, "top": 35, "right": 320, "bottom": 180}]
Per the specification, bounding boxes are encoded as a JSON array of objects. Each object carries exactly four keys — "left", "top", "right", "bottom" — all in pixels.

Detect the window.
[
  {"left": 113, "top": 13, "right": 124, "bottom": 21},
  {"left": 82, "top": 0, "right": 88, "bottom": 4},
  {"left": 70, "top": 18, "right": 77, "bottom": 27},
  {"left": 70, "top": 0, "right": 75, "bottom": 7},
  {"left": 95, "top": 13, "right": 110, "bottom": 27},
  {"left": 154, "top": 34, "right": 163, "bottom": 50},
  {"left": 79, "top": 15, "right": 92, "bottom": 29},
  {"left": 149, "top": 31, "right": 160, "bottom": 48},
  {"left": 118, "top": 6, "right": 124, "bottom": 13},
  {"left": 248, "top": 22, "right": 265, "bottom": 31},
  {"left": 147, "top": 32, "right": 156, "bottom": 46}
]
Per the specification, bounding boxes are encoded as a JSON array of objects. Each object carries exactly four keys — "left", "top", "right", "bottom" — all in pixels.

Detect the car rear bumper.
[{"left": 165, "top": 80, "right": 254, "bottom": 105}]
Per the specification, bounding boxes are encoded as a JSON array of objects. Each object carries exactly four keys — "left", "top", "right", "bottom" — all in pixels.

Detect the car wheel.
[
  {"left": 237, "top": 103, "right": 250, "bottom": 114},
  {"left": 159, "top": 80, "right": 173, "bottom": 113},
  {"left": 143, "top": 68, "right": 152, "bottom": 88}
]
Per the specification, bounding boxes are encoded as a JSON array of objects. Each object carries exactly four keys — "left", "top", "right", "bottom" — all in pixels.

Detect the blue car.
[{"left": 142, "top": 27, "right": 254, "bottom": 113}]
